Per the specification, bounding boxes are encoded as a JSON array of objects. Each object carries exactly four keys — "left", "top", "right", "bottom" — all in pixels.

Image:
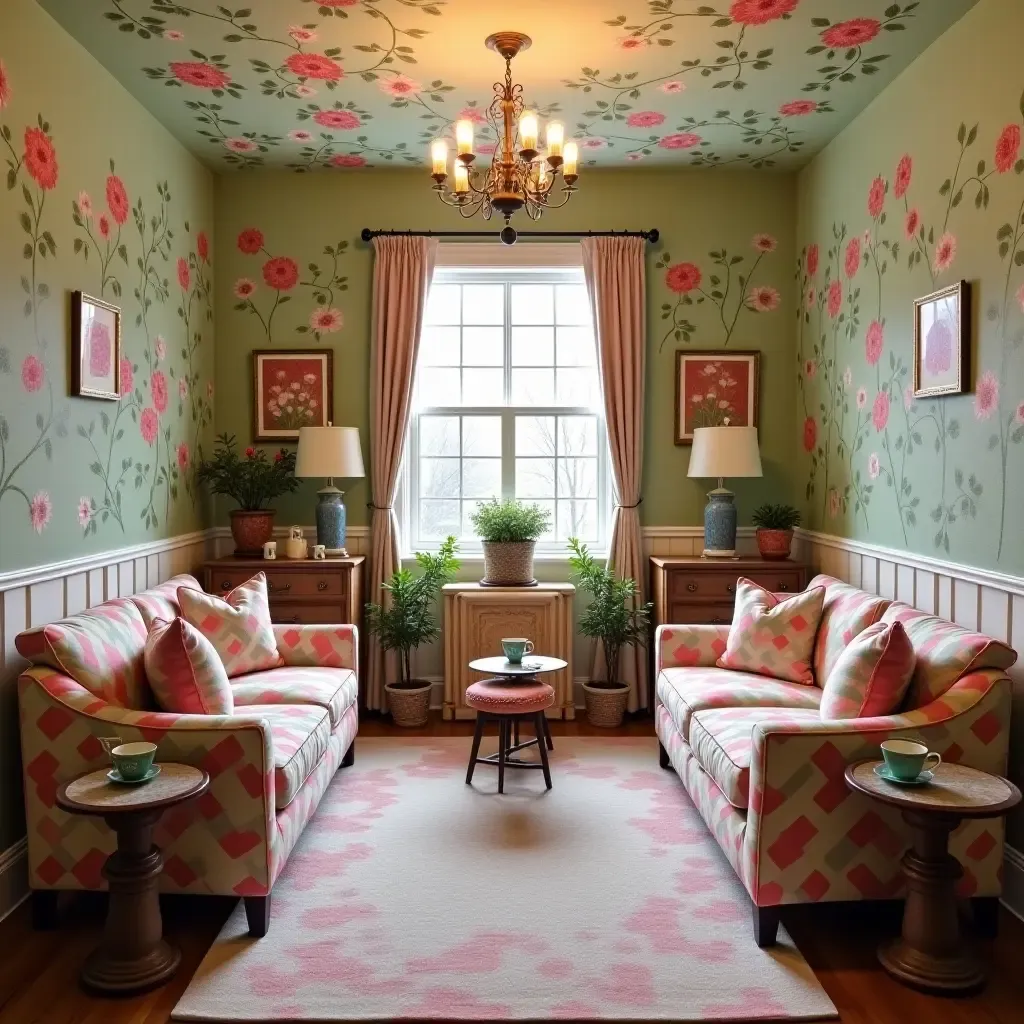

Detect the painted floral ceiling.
[{"left": 39, "top": 0, "right": 975, "bottom": 172}]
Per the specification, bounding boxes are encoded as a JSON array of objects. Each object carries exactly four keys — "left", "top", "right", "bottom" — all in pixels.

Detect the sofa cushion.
[
  {"left": 235, "top": 704, "right": 331, "bottom": 810},
  {"left": 15, "top": 598, "right": 148, "bottom": 707},
  {"left": 131, "top": 575, "right": 203, "bottom": 629},
  {"left": 820, "top": 620, "right": 915, "bottom": 720},
  {"left": 231, "top": 667, "right": 357, "bottom": 729},
  {"left": 657, "top": 667, "right": 821, "bottom": 742},
  {"left": 144, "top": 617, "right": 234, "bottom": 716},
  {"left": 717, "top": 579, "right": 825, "bottom": 685},
  {"left": 882, "top": 602, "right": 1017, "bottom": 707},
  {"left": 810, "top": 574, "right": 890, "bottom": 686},
  {"left": 689, "top": 706, "right": 821, "bottom": 809}
]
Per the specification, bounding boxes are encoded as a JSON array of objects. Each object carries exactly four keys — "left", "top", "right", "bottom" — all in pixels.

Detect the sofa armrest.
[
  {"left": 273, "top": 623, "right": 358, "bottom": 675},
  {"left": 655, "top": 623, "right": 729, "bottom": 673}
]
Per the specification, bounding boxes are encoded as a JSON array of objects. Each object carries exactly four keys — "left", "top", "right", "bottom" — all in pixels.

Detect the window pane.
[
  {"left": 556, "top": 367, "right": 599, "bottom": 407},
  {"left": 558, "top": 416, "right": 597, "bottom": 455},
  {"left": 462, "top": 416, "right": 501, "bottom": 456},
  {"left": 511, "top": 284, "right": 553, "bottom": 325},
  {"left": 556, "top": 326, "right": 596, "bottom": 366},
  {"left": 420, "top": 499, "right": 460, "bottom": 540},
  {"left": 421, "top": 326, "right": 460, "bottom": 365},
  {"left": 532, "top": 499, "right": 556, "bottom": 540},
  {"left": 421, "top": 458, "right": 461, "bottom": 498},
  {"left": 425, "top": 284, "right": 461, "bottom": 325},
  {"left": 511, "top": 368, "right": 555, "bottom": 405},
  {"left": 420, "top": 416, "right": 459, "bottom": 456},
  {"left": 462, "top": 500, "right": 483, "bottom": 538},
  {"left": 462, "top": 367, "right": 503, "bottom": 406},
  {"left": 463, "top": 458, "right": 501, "bottom": 499},
  {"left": 557, "top": 457, "right": 597, "bottom": 498},
  {"left": 516, "top": 416, "right": 556, "bottom": 456},
  {"left": 419, "top": 367, "right": 460, "bottom": 403},
  {"left": 557, "top": 499, "right": 597, "bottom": 541},
  {"left": 511, "top": 327, "right": 554, "bottom": 366},
  {"left": 556, "top": 284, "right": 591, "bottom": 325},
  {"left": 462, "top": 327, "right": 503, "bottom": 366},
  {"left": 516, "top": 458, "right": 555, "bottom": 498},
  {"left": 462, "top": 284, "right": 504, "bottom": 325}
]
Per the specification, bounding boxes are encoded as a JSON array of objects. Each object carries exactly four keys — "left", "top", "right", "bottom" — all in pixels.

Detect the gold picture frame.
[
  {"left": 913, "top": 280, "right": 969, "bottom": 398},
  {"left": 71, "top": 291, "right": 122, "bottom": 401}
]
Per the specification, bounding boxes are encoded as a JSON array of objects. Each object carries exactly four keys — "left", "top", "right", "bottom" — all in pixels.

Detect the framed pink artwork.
[
  {"left": 71, "top": 291, "right": 121, "bottom": 400},
  {"left": 252, "top": 349, "right": 333, "bottom": 443},
  {"left": 913, "top": 280, "right": 969, "bottom": 398},
  {"left": 675, "top": 350, "right": 760, "bottom": 445}
]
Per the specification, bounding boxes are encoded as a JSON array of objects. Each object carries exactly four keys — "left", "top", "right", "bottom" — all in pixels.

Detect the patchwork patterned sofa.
[
  {"left": 16, "top": 574, "right": 358, "bottom": 937},
  {"left": 654, "top": 574, "right": 1015, "bottom": 946}
]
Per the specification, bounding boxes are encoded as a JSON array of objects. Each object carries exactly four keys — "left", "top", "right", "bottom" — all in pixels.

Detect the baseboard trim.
[{"left": 0, "top": 838, "right": 28, "bottom": 926}]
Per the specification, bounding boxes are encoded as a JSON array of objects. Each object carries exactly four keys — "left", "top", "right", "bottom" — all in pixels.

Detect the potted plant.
[
  {"left": 470, "top": 498, "right": 551, "bottom": 586},
  {"left": 568, "top": 538, "right": 653, "bottom": 729},
  {"left": 366, "top": 536, "right": 460, "bottom": 727},
  {"left": 751, "top": 503, "right": 801, "bottom": 560},
  {"left": 195, "top": 433, "right": 298, "bottom": 555}
]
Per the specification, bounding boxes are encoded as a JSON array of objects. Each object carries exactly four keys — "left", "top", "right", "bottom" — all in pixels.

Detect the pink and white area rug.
[{"left": 173, "top": 738, "right": 836, "bottom": 1022}]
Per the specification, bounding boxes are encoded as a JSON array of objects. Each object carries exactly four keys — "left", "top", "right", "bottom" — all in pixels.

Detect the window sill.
[{"left": 400, "top": 551, "right": 608, "bottom": 564}]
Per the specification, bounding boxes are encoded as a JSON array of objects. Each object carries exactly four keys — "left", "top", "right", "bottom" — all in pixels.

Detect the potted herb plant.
[
  {"left": 366, "top": 536, "right": 460, "bottom": 727},
  {"left": 568, "top": 538, "right": 653, "bottom": 729},
  {"left": 470, "top": 498, "right": 551, "bottom": 586},
  {"left": 195, "top": 433, "right": 298, "bottom": 554},
  {"left": 751, "top": 503, "right": 801, "bottom": 560}
]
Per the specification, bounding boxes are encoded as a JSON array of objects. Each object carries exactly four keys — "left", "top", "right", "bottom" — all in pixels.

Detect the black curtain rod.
[{"left": 360, "top": 227, "right": 659, "bottom": 243}]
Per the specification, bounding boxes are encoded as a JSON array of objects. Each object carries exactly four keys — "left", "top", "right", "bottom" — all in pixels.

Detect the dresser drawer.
[
  {"left": 270, "top": 603, "right": 347, "bottom": 625},
  {"left": 745, "top": 571, "right": 803, "bottom": 595},
  {"left": 210, "top": 567, "right": 343, "bottom": 598},
  {"left": 669, "top": 571, "right": 741, "bottom": 602},
  {"left": 668, "top": 602, "right": 734, "bottom": 626}
]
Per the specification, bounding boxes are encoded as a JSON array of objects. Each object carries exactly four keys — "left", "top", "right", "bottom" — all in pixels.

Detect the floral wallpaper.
[
  {"left": 38, "top": 0, "right": 974, "bottom": 172},
  {"left": 796, "top": 0, "right": 1024, "bottom": 575}
]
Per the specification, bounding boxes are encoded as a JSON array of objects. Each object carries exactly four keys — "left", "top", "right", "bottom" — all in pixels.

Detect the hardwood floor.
[{"left": 1, "top": 713, "right": 1021, "bottom": 1023}]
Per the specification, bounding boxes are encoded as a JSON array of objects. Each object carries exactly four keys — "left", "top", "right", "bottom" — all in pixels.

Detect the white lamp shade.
[
  {"left": 295, "top": 426, "right": 365, "bottom": 479},
  {"left": 687, "top": 426, "right": 762, "bottom": 479}
]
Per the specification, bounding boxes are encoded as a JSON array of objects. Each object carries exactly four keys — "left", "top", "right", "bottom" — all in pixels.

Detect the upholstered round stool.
[{"left": 465, "top": 677, "right": 555, "bottom": 793}]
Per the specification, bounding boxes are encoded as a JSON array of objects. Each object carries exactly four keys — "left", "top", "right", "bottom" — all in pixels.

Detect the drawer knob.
[
  {"left": 777, "top": 582, "right": 790, "bottom": 592},
  {"left": 220, "top": 580, "right": 231, "bottom": 591},
  {"left": 687, "top": 582, "right": 698, "bottom": 593},
  {"left": 317, "top": 581, "right": 328, "bottom": 591},
  {"left": 284, "top": 615, "right": 301, "bottom": 624},
  {"left": 269, "top": 581, "right": 291, "bottom": 593},
  {"left": 712, "top": 616, "right": 726, "bottom": 624},
  {"left": 726, "top": 583, "right": 735, "bottom": 594}
]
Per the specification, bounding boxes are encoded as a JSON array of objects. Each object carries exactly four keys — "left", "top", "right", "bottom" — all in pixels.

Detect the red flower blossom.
[
  {"left": 802, "top": 416, "right": 817, "bottom": 453},
  {"left": 865, "top": 320, "right": 884, "bottom": 366},
  {"left": 821, "top": 18, "right": 880, "bottom": 48},
  {"left": 827, "top": 279, "right": 842, "bottom": 318},
  {"left": 626, "top": 111, "right": 666, "bottom": 128},
  {"left": 0, "top": 59, "right": 10, "bottom": 110},
  {"left": 665, "top": 262, "right": 702, "bottom": 294},
  {"left": 169, "top": 61, "right": 230, "bottom": 89},
  {"left": 106, "top": 174, "right": 129, "bottom": 225},
  {"left": 119, "top": 357, "right": 133, "bottom": 396},
  {"left": 657, "top": 132, "right": 701, "bottom": 150},
  {"left": 151, "top": 370, "right": 168, "bottom": 414},
  {"left": 245, "top": 446, "right": 256, "bottom": 459},
  {"left": 872, "top": 389, "right": 890, "bottom": 432},
  {"left": 974, "top": 370, "right": 999, "bottom": 420},
  {"left": 286, "top": 52, "right": 343, "bottom": 81},
  {"left": 98, "top": 214, "right": 111, "bottom": 240},
  {"left": 313, "top": 109, "right": 361, "bottom": 130},
  {"left": 893, "top": 154, "right": 912, "bottom": 199},
  {"left": 140, "top": 407, "right": 158, "bottom": 445},
  {"left": 806, "top": 243, "right": 819, "bottom": 276},
  {"left": 197, "top": 230, "right": 209, "bottom": 262},
  {"left": 23, "top": 127, "right": 58, "bottom": 191},
  {"left": 237, "top": 227, "right": 264, "bottom": 254},
  {"left": 844, "top": 237, "right": 861, "bottom": 278},
  {"left": 274, "top": 450, "right": 285, "bottom": 462},
  {"left": 177, "top": 256, "right": 190, "bottom": 292},
  {"left": 904, "top": 208, "right": 920, "bottom": 239},
  {"left": 867, "top": 175, "right": 886, "bottom": 219},
  {"left": 176, "top": 442, "right": 190, "bottom": 471},
  {"left": 263, "top": 256, "right": 300, "bottom": 291},
  {"left": 995, "top": 124, "right": 1021, "bottom": 173},
  {"left": 21, "top": 354, "right": 44, "bottom": 392},
  {"left": 329, "top": 153, "right": 366, "bottom": 168},
  {"left": 933, "top": 232, "right": 957, "bottom": 274},
  {"left": 779, "top": 100, "right": 817, "bottom": 117},
  {"left": 729, "top": 0, "right": 799, "bottom": 27}
]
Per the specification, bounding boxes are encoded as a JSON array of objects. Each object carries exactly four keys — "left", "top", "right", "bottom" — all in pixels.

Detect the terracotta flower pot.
[
  {"left": 582, "top": 681, "right": 631, "bottom": 729},
  {"left": 385, "top": 680, "right": 432, "bottom": 728},
  {"left": 481, "top": 540, "right": 536, "bottom": 586},
  {"left": 756, "top": 528, "right": 793, "bottom": 561},
  {"left": 230, "top": 509, "right": 276, "bottom": 556}
]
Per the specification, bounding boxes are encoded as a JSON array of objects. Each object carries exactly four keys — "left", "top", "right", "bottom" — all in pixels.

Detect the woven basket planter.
[
  {"left": 582, "top": 681, "right": 631, "bottom": 729},
  {"left": 385, "top": 681, "right": 432, "bottom": 728},
  {"left": 481, "top": 540, "right": 536, "bottom": 586},
  {"left": 756, "top": 528, "right": 794, "bottom": 561}
]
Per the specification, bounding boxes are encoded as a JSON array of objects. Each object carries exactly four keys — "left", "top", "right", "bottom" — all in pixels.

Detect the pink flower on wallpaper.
[
  {"left": 476, "top": 141, "right": 497, "bottom": 155},
  {"left": 658, "top": 132, "right": 701, "bottom": 150},
  {"left": 867, "top": 175, "right": 886, "bottom": 219},
  {"left": 826, "top": 279, "right": 842, "bottom": 318},
  {"left": 119, "top": 357, "right": 133, "bottom": 396},
  {"left": 106, "top": 174, "right": 130, "bottom": 224},
  {"left": 924, "top": 318, "right": 952, "bottom": 376},
  {"left": 995, "top": 124, "right": 1021, "bottom": 173},
  {"left": 867, "top": 453, "right": 881, "bottom": 480},
  {"left": 207, "top": 381, "right": 214, "bottom": 401},
  {"left": 581, "top": 137, "right": 607, "bottom": 150},
  {"left": 176, "top": 442, "right": 190, "bottom": 471},
  {"left": 310, "top": 307, "right": 343, "bottom": 333},
  {"left": 626, "top": 152, "right": 645, "bottom": 162},
  {"left": 21, "top": 354, "right": 44, "bottom": 392},
  {"left": 177, "top": 256, "right": 191, "bottom": 291},
  {"left": 893, "top": 154, "right": 912, "bottom": 198},
  {"left": 29, "top": 492, "right": 52, "bottom": 534},
  {"left": 803, "top": 358, "right": 816, "bottom": 379},
  {"left": 844, "top": 237, "right": 861, "bottom": 278},
  {"left": 313, "top": 109, "right": 361, "bottom": 130},
  {"left": 828, "top": 488, "right": 839, "bottom": 519},
  {"left": 746, "top": 285, "right": 780, "bottom": 312},
  {"left": 97, "top": 214, "right": 111, "bottom": 240},
  {"left": 729, "top": 0, "right": 799, "bottom": 27},
  {"left": 802, "top": 416, "right": 817, "bottom": 452},
  {"left": 317, "top": 0, "right": 359, "bottom": 6},
  {"left": 330, "top": 153, "right": 367, "bottom": 167},
  {"left": 140, "top": 407, "right": 158, "bottom": 445},
  {"left": 456, "top": 107, "right": 488, "bottom": 125},
  {"left": 77, "top": 191, "right": 93, "bottom": 218},
  {"left": 806, "top": 243, "right": 819, "bottom": 276},
  {"left": 805, "top": 285, "right": 815, "bottom": 310},
  {"left": 263, "top": 255, "right": 300, "bottom": 290},
  {"left": 378, "top": 74, "right": 421, "bottom": 97},
  {"left": 293, "top": 84, "right": 317, "bottom": 98},
  {"left": 151, "top": 370, "right": 169, "bottom": 414},
  {"left": 286, "top": 52, "right": 343, "bottom": 81},
  {"left": 872, "top": 389, "right": 890, "bottom": 431},
  {"left": 822, "top": 18, "right": 880, "bottom": 48},
  {"left": 752, "top": 233, "right": 777, "bottom": 253},
  {"left": 289, "top": 128, "right": 313, "bottom": 143},
  {"left": 779, "top": 100, "right": 818, "bottom": 117},
  {"left": 865, "top": 319, "right": 884, "bottom": 365},
  {"left": 856, "top": 387, "right": 867, "bottom": 409},
  {"left": 0, "top": 59, "right": 10, "bottom": 110},
  {"left": 163, "top": 30, "right": 184, "bottom": 41},
  {"left": 24, "top": 127, "right": 58, "bottom": 191},
  {"left": 77, "top": 497, "right": 93, "bottom": 528},
  {"left": 154, "top": 336, "right": 166, "bottom": 362},
  {"left": 224, "top": 137, "right": 258, "bottom": 153},
  {"left": 178, "top": 378, "right": 188, "bottom": 400},
  {"left": 665, "top": 262, "right": 702, "bottom": 293},
  {"left": 626, "top": 111, "right": 666, "bottom": 128},
  {"left": 170, "top": 60, "right": 230, "bottom": 89},
  {"left": 842, "top": 366, "right": 853, "bottom": 389},
  {"left": 974, "top": 370, "right": 999, "bottom": 420},
  {"left": 933, "top": 231, "right": 957, "bottom": 274},
  {"left": 903, "top": 384, "right": 915, "bottom": 411},
  {"left": 904, "top": 208, "right": 920, "bottom": 239},
  {"left": 1015, "top": 402, "right": 1024, "bottom": 426},
  {"left": 234, "top": 277, "right": 256, "bottom": 299},
  {"left": 237, "top": 227, "right": 264, "bottom": 254},
  {"left": 618, "top": 35, "right": 647, "bottom": 51},
  {"left": 197, "top": 230, "right": 209, "bottom": 262},
  {"left": 660, "top": 81, "right": 685, "bottom": 94},
  {"left": 88, "top": 321, "right": 112, "bottom": 378},
  {"left": 288, "top": 26, "right": 317, "bottom": 42}
]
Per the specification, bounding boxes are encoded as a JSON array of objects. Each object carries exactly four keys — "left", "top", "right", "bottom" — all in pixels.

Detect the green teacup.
[
  {"left": 110, "top": 741, "right": 157, "bottom": 781},
  {"left": 501, "top": 637, "right": 534, "bottom": 664},
  {"left": 880, "top": 739, "right": 941, "bottom": 781}
]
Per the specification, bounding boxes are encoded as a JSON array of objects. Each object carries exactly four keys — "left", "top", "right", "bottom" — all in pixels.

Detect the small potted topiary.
[
  {"left": 568, "top": 538, "right": 653, "bottom": 728},
  {"left": 751, "top": 503, "right": 801, "bottom": 560},
  {"left": 470, "top": 498, "right": 551, "bottom": 586},
  {"left": 366, "top": 536, "right": 459, "bottom": 727}
]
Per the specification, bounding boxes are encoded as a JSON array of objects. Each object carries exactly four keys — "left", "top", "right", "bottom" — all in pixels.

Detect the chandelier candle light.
[
  {"left": 429, "top": 32, "right": 579, "bottom": 245},
  {"left": 295, "top": 424, "right": 365, "bottom": 557}
]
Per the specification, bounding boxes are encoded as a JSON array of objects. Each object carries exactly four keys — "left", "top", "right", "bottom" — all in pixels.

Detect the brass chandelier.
[{"left": 429, "top": 31, "right": 579, "bottom": 244}]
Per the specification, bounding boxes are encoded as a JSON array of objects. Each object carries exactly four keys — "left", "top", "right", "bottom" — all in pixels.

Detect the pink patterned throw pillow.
[
  {"left": 177, "top": 572, "right": 281, "bottom": 678},
  {"left": 144, "top": 617, "right": 233, "bottom": 715},
  {"left": 716, "top": 578, "right": 825, "bottom": 685},
  {"left": 819, "top": 620, "right": 915, "bottom": 720}
]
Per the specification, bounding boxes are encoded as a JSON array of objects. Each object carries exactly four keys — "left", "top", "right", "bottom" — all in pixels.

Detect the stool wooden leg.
[
  {"left": 542, "top": 714, "right": 554, "bottom": 751},
  {"left": 513, "top": 719, "right": 520, "bottom": 748},
  {"left": 466, "top": 714, "right": 486, "bottom": 785},
  {"left": 535, "top": 712, "right": 552, "bottom": 790},
  {"left": 497, "top": 718, "right": 508, "bottom": 794}
]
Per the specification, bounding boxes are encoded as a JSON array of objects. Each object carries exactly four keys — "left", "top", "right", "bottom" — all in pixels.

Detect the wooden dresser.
[
  {"left": 202, "top": 556, "right": 364, "bottom": 629},
  {"left": 649, "top": 557, "right": 809, "bottom": 628}
]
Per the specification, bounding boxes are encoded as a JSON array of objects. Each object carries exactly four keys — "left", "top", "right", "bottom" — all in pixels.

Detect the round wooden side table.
[
  {"left": 56, "top": 763, "right": 209, "bottom": 995},
  {"left": 845, "top": 759, "right": 1020, "bottom": 994}
]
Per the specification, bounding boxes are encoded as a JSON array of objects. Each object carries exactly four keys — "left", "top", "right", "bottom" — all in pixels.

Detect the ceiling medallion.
[{"left": 429, "top": 31, "right": 578, "bottom": 245}]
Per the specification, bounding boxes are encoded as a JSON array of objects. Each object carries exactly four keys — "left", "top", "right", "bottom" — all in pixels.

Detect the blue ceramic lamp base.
[
  {"left": 702, "top": 483, "right": 740, "bottom": 560},
  {"left": 316, "top": 483, "right": 348, "bottom": 556}
]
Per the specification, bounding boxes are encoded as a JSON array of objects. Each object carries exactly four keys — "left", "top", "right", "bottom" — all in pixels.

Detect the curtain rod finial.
[
  {"left": 648, "top": 228, "right": 660, "bottom": 244},
  {"left": 360, "top": 228, "right": 373, "bottom": 242}
]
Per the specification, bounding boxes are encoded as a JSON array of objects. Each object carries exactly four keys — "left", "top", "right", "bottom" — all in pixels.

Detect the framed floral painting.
[
  {"left": 71, "top": 291, "right": 121, "bottom": 400},
  {"left": 252, "top": 349, "right": 333, "bottom": 442},
  {"left": 675, "top": 350, "right": 760, "bottom": 445},
  {"left": 913, "top": 280, "right": 969, "bottom": 398}
]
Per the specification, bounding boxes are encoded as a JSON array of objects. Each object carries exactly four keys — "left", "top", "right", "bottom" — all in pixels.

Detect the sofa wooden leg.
[
  {"left": 244, "top": 894, "right": 271, "bottom": 937},
  {"left": 659, "top": 742, "right": 671, "bottom": 770},
  {"left": 752, "top": 903, "right": 780, "bottom": 948},
  {"left": 341, "top": 739, "right": 355, "bottom": 768},
  {"left": 971, "top": 896, "right": 1000, "bottom": 939},
  {"left": 31, "top": 890, "right": 59, "bottom": 930}
]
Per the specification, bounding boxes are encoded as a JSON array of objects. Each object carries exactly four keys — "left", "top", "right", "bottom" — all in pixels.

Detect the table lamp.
[
  {"left": 295, "top": 424, "right": 365, "bottom": 556},
  {"left": 687, "top": 425, "right": 763, "bottom": 559}
]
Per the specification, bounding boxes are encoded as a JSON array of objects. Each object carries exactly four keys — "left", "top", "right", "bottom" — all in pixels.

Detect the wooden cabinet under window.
[{"left": 442, "top": 582, "right": 575, "bottom": 720}]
